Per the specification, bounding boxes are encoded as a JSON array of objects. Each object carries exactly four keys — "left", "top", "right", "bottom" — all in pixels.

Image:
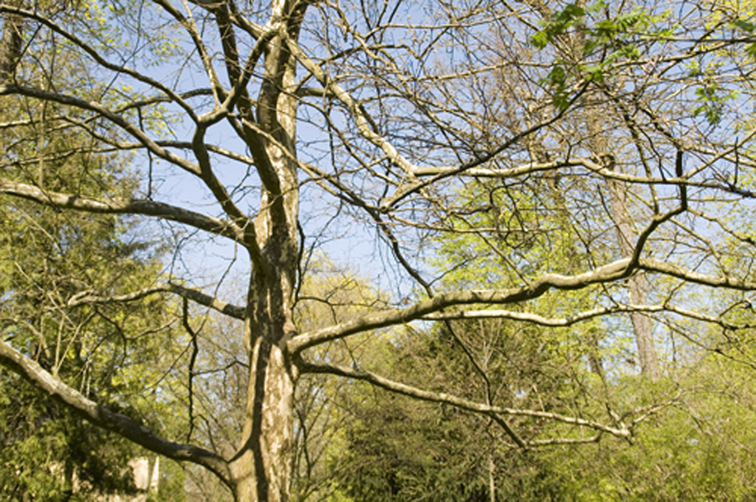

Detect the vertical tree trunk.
[
  {"left": 488, "top": 453, "right": 496, "bottom": 502},
  {"left": 586, "top": 132, "right": 660, "bottom": 380},
  {"left": 0, "top": 0, "right": 23, "bottom": 83},
  {"left": 570, "top": 0, "right": 659, "bottom": 379},
  {"left": 231, "top": 335, "right": 295, "bottom": 502},
  {"left": 605, "top": 161, "right": 660, "bottom": 379},
  {"left": 229, "top": 2, "right": 303, "bottom": 496}
]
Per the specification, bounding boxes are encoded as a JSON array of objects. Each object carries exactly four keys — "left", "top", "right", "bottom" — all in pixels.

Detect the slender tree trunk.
[
  {"left": 605, "top": 160, "right": 660, "bottom": 379},
  {"left": 488, "top": 453, "right": 496, "bottom": 502},
  {"left": 570, "top": 0, "right": 659, "bottom": 379},
  {"left": 0, "top": 0, "right": 23, "bottom": 83}
]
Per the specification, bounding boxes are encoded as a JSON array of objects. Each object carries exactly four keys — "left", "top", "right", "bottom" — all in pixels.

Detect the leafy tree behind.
[
  {"left": 1, "top": 0, "right": 756, "bottom": 500},
  {"left": 0, "top": 13, "right": 187, "bottom": 496}
]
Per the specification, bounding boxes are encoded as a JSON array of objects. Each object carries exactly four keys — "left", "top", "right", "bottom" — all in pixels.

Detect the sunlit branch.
[
  {"left": 377, "top": 82, "right": 589, "bottom": 210},
  {"left": 0, "top": 338, "right": 233, "bottom": 487},
  {"left": 641, "top": 258, "right": 756, "bottom": 291},
  {"left": 191, "top": 124, "right": 250, "bottom": 225},
  {"left": 628, "top": 394, "right": 683, "bottom": 429},
  {"left": 628, "top": 151, "right": 687, "bottom": 269},
  {"left": 411, "top": 158, "right": 582, "bottom": 177},
  {"left": 66, "top": 282, "right": 246, "bottom": 320},
  {"left": 290, "top": 259, "right": 634, "bottom": 352},
  {"left": 299, "top": 360, "right": 631, "bottom": 438},
  {"left": 526, "top": 436, "right": 602, "bottom": 447},
  {"left": 0, "top": 178, "right": 244, "bottom": 242},
  {"left": 423, "top": 303, "right": 755, "bottom": 331},
  {"left": 422, "top": 305, "right": 655, "bottom": 325}
]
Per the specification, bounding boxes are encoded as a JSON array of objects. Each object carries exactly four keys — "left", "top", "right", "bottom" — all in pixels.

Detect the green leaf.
[
  {"left": 557, "top": 3, "right": 586, "bottom": 23},
  {"left": 582, "top": 39, "right": 600, "bottom": 56},
  {"left": 686, "top": 60, "right": 701, "bottom": 77},
  {"left": 581, "top": 64, "right": 605, "bottom": 83},
  {"left": 586, "top": 0, "right": 607, "bottom": 14},
  {"left": 552, "top": 87, "right": 571, "bottom": 111},
  {"left": 618, "top": 44, "right": 640, "bottom": 59},
  {"left": 531, "top": 3, "right": 588, "bottom": 50},
  {"left": 593, "top": 19, "right": 618, "bottom": 37},
  {"left": 616, "top": 9, "right": 645, "bottom": 31},
  {"left": 747, "top": 43, "right": 756, "bottom": 59},
  {"left": 547, "top": 64, "right": 567, "bottom": 86},
  {"left": 531, "top": 30, "right": 549, "bottom": 49},
  {"left": 730, "top": 19, "right": 756, "bottom": 33}
]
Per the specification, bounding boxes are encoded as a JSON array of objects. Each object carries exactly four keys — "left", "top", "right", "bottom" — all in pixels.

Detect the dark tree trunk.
[{"left": 0, "top": 0, "right": 22, "bottom": 83}]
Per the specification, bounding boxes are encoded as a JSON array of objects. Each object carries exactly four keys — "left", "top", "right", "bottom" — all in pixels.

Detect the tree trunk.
[
  {"left": 488, "top": 453, "right": 496, "bottom": 502},
  {"left": 0, "top": 0, "right": 23, "bottom": 83},
  {"left": 605, "top": 167, "right": 660, "bottom": 379},
  {"left": 231, "top": 336, "right": 295, "bottom": 501},
  {"left": 587, "top": 150, "right": 660, "bottom": 380},
  {"left": 229, "top": 5, "right": 302, "bottom": 496},
  {"left": 572, "top": 1, "right": 660, "bottom": 380}
]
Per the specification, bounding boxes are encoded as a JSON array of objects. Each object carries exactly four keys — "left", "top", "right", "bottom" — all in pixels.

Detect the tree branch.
[
  {"left": 0, "top": 83, "right": 200, "bottom": 174},
  {"left": 299, "top": 360, "right": 630, "bottom": 439},
  {"left": 0, "top": 178, "right": 244, "bottom": 243},
  {"left": 0, "top": 4, "right": 199, "bottom": 119},
  {"left": 289, "top": 258, "right": 633, "bottom": 352},
  {"left": 641, "top": 258, "right": 756, "bottom": 291},
  {"left": 0, "top": 338, "right": 233, "bottom": 487},
  {"left": 66, "top": 283, "right": 246, "bottom": 320},
  {"left": 422, "top": 305, "right": 656, "bottom": 325}
]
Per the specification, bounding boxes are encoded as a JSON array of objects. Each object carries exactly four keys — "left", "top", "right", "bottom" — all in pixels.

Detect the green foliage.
[
  {"left": 148, "top": 460, "right": 187, "bottom": 502},
  {"left": 729, "top": 18, "right": 756, "bottom": 58},
  {"left": 547, "top": 361, "right": 756, "bottom": 501},
  {"left": 0, "top": 24, "right": 185, "bottom": 497},
  {"left": 693, "top": 81, "right": 740, "bottom": 125},
  {"left": 0, "top": 384, "right": 141, "bottom": 499},
  {"left": 336, "top": 394, "right": 491, "bottom": 501},
  {"left": 290, "top": 259, "right": 395, "bottom": 501},
  {"left": 531, "top": 3, "right": 672, "bottom": 110},
  {"left": 541, "top": 64, "right": 571, "bottom": 111},
  {"left": 330, "top": 323, "right": 591, "bottom": 501},
  {"left": 327, "top": 145, "right": 756, "bottom": 499},
  {"left": 0, "top": 188, "right": 182, "bottom": 497},
  {"left": 330, "top": 322, "right": 756, "bottom": 500},
  {"left": 530, "top": 3, "right": 591, "bottom": 50}
]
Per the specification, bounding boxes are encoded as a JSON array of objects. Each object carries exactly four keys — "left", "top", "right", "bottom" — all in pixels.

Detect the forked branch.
[{"left": 299, "top": 360, "right": 631, "bottom": 440}]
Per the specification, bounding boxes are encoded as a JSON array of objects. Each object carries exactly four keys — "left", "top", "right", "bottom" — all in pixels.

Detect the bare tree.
[{"left": 2, "top": 0, "right": 756, "bottom": 500}]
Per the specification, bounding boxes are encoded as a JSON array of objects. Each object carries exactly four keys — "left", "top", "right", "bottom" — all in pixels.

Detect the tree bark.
[
  {"left": 0, "top": 0, "right": 22, "bottom": 83},
  {"left": 572, "top": 0, "right": 660, "bottom": 380},
  {"left": 231, "top": 338, "right": 295, "bottom": 502},
  {"left": 605, "top": 162, "right": 660, "bottom": 379},
  {"left": 229, "top": 1, "right": 302, "bottom": 496}
]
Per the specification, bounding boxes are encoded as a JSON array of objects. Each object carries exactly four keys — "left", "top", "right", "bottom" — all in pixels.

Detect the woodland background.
[{"left": 1, "top": 0, "right": 756, "bottom": 500}]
